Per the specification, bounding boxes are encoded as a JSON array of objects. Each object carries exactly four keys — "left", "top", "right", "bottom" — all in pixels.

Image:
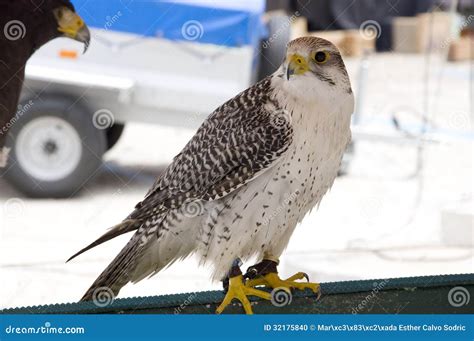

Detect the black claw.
[
  {"left": 302, "top": 272, "right": 310, "bottom": 282},
  {"left": 244, "top": 266, "right": 259, "bottom": 280},
  {"left": 222, "top": 259, "right": 243, "bottom": 292},
  {"left": 222, "top": 277, "right": 229, "bottom": 292}
]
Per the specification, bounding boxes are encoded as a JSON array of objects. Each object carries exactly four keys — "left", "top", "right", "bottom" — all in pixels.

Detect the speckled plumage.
[{"left": 72, "top": 37, "right": 354, "bottom": 301}]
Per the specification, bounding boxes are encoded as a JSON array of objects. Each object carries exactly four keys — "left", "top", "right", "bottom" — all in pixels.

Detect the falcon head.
[
  {"left": 3, "top": 0, "right": 90, "bottom": 53},
  {"left": 283, "top": 37, "right": 352, "bottom": 95}
]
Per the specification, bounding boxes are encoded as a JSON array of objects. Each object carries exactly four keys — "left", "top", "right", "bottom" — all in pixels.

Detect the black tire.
[
  {"left": 106, "top": 123, "right": 125, "bottom": 150},
  {"left": 258, "top": 13, "right": 291, "bottom": 80},
  {"left": 4, "top": 96, "right": 107, "bottom": 198}
]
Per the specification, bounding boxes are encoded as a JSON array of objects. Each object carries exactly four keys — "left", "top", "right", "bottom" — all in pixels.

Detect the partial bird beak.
[
  {"left": 55, "top": 7, "right": 91, "bottom": 53},
  {"left": 74, "top": 25, "right": 91, "bottom": 53},
  {"left": 286, "top": 54, "right": 309, "bottom": 80}
]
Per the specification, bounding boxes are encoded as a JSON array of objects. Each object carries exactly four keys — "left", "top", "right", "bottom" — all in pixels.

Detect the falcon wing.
[
  {"left": 68, "top": 79, "right": 293, "bottom": 262},
  {"left": 131, "top": 82, "right": 293, "bottom": 219}
]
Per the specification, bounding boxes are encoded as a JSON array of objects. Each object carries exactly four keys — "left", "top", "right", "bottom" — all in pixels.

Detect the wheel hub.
[
  {"left": 43, "top": 140, "right": 58, "bottom": 155},
  {"left": 15, "top": 116, "right": 82, "bottom": 181}
]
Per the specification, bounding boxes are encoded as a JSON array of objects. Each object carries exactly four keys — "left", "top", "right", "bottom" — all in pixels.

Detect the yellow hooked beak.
[
  {"left": 286, "top": 54, "right": 309, "bottom": 80},
  {"left": 54, "top": 7, "right": 90, "bottom": 53}
]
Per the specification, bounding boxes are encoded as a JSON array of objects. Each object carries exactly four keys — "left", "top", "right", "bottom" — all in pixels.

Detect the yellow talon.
[
  {"left": 216, "top": 275, "right": 271, "bottom": 314},
  {"left": 247, "top": 271, "right": 321, "bottom": 298},
  {"left": 245, "top": 276, "right": 267, "bottom": 288}
]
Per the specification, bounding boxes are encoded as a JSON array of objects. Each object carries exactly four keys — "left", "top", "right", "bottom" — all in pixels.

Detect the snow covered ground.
[{"left": 0, "top": 53, "right": 472, "bottom": 309}]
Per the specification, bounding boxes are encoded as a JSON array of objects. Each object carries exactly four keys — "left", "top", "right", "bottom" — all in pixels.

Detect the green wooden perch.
[{"left": 2, "top": 274, "right": 473, "bottom": 314}]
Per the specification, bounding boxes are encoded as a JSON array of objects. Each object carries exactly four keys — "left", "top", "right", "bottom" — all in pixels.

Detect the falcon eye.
[{"left": 313, "top": 51, "right": 330, "bottom": 64}]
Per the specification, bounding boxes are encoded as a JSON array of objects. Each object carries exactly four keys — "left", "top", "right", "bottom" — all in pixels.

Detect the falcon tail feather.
[
  {"left": 80, "top": 236, "right": 142, "bottom": 301},
  {"left": 66, "top": 219, "right": 140, "bottom": 263}
]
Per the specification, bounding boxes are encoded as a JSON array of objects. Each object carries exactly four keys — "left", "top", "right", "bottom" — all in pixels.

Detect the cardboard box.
[
  {"left": 416, "top": 12, "right": 454, "bottom": 53},
  {"left": 308, "top": 30, "right": 375, "bottom": 57},
  {"left": 290, "top": 16, "right": 308, "bottom": 40},
  {"left": 393, "top": 12, "right": 457, "bottom": 53},
  {"left": 392, "top": 17, "right": 419, "bottom": 53},
  {"left": 448, "top": 37, "right": 473, "bottom": 61}
]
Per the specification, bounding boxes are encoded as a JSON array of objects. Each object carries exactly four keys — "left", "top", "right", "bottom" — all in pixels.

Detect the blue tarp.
[{"left": 72, "top": 0, "right": 266, "bottom": 48}]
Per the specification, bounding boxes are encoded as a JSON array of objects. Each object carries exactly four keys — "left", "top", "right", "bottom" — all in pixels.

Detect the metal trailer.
[{"left": 4, "top": 0, "right": 290, "bottom": 197}]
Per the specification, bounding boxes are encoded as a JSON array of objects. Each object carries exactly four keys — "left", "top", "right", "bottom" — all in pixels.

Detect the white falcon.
[{"left": 68, "top": 37, "right": 354, "bottom": 314}]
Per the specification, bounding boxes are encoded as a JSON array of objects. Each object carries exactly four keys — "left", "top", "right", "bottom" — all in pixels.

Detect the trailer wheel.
[
  {"left": 106, "top": 123, "right": 125, "bottom": 150},
  {"left": 4, "top": 96, "right": 107, "bottom": 198}
]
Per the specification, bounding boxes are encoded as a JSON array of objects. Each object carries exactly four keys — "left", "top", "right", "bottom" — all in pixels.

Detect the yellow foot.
[
  {"left": 216, "top": 275, "right": 272, "bottom": 314},
  {"left": 246, "top": 272, "right": 321, "bottom": 298}
]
